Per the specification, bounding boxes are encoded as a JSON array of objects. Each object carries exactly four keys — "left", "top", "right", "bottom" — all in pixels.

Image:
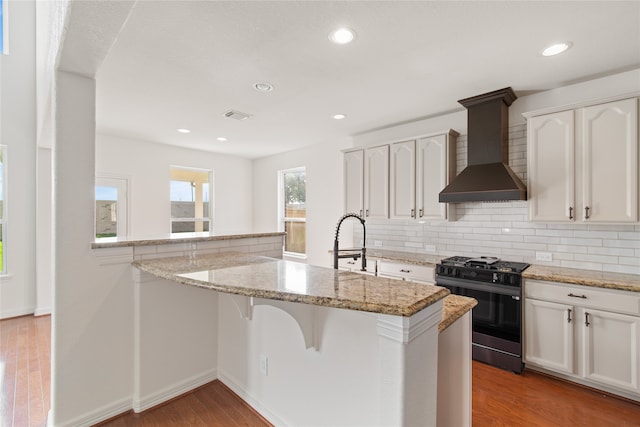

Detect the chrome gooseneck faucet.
[{"left": 333, "top": 213, "right": 366, "bottom": 271}]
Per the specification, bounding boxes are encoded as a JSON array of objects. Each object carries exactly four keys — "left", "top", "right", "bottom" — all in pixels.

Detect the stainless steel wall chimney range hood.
[{"left": 439, "top": 87, "right": 527, "bottom": 203}]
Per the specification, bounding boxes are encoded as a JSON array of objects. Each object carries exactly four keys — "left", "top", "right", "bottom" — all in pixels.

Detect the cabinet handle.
[
  {"left": 365, "top": 209, "right": 369, "bottom": 217},
  {"left": 567, "top": 308, "right": 572, "bottom": 323},
  {"left": 411, "top": 208, "right": 416, "bottom": 218},
  {"left": 400, "top": 269, "right": 411, "bottom": 273},
  {"left": 568, "top": 293, "right": 588, "bottom": 299},
  {"left": 568, "top": 206, "right": 574, "bottom": 220},
  {"left": 419, "top": 208, "right": 424, "bottom": 218},
  {"left": 585, "top": 312, "right": 591, "bottom": 327},
  {"left": 359, "top": 209, "right": 363, "bottom": 217},
  {"left": 585, "top": 206, "right": 590, "bottom": 219}
]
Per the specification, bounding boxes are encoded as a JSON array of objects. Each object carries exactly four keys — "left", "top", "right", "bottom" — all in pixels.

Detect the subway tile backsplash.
[{"left": 354, "top": 124, "right": 640, "bottom": 275}]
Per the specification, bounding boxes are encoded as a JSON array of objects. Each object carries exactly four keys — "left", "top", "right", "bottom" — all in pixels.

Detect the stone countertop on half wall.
[
  {"left": 523, "top": 265, "right": 640, "bottom": 293},
  {"left": 132, "top": 252, "right": 450, "bottom": 317},
  {"left": 91, "top": 231, "right": 286, "bottom": 249}
]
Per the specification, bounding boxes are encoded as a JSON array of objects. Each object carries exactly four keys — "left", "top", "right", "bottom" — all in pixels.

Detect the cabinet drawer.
[
  {"left": 338, "top": 257, "right": 376, "bottom": 274},
  {"left": 525, "top": 279, "right": 640, "bottom": 316},
  {"left": 378, "top": 261, "right": 434, "bottom": 283}
]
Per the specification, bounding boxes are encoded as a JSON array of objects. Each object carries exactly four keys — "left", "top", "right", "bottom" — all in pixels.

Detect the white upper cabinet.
[
  {"left": 528, "top": 110, "right": 575, "bottom": 221},
  {"left": 417, "top": 133, "right": 455, "bottom": 220},
  {"left": 527, "top": 97, "right": 638, "bottom": 223},
  {"left": 581, "top": 99, "right": 638, "bottom": 223},
  {"left": 388, "top": 131, "right": 457, "bottom": 221},
  {"left": 363, "top": 145, "right": 389, "bottom": 219},
  {"left": 344, "top": 149, "right": 364, "bottom": 216}
]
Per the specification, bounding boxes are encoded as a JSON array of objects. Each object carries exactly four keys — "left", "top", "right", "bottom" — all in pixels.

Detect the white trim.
[
  {"left": 522, "top": 92, "right": 640, "bottom": 118},
  {"left": 50, "top": 396, "right": 132, "bottom": 427},
  {"left": 34, "top": 307, "right": 51, "bottom": 316},
  {"left": 277, "top": 166, "right": 306, "bottom": 256},
  {"left": 0, "top": 306, "right": 35, "bottom": 319},
  {"left": 1, "top": 145, "right": 7, "bottom": 275},
  {"left": 376, "top": 299, "right": 443, "bottom": 344},
  {"left": 218, "top": 370, "right": 289, "bottom": 427},
  {"left": 132, "top": 368, "right": 218, "bottom": 413}
]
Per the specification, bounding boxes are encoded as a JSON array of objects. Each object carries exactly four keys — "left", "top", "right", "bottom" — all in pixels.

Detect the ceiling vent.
[{"left": 223, "top": 109, "right": 252, "bottom": 121}]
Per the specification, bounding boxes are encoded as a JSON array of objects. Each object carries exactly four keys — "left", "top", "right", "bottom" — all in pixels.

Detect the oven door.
[{"left": 436, "top": 276, "right": 521, "bottom": 344}]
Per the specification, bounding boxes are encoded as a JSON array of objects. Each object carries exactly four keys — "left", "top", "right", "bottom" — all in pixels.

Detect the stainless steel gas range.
[{"left": 435, "top": 256, "right": 530, "bottom": 373}]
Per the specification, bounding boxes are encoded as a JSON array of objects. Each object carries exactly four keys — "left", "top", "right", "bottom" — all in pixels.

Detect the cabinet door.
[
  {"left": 364, "top": 145, "right": 389, "bottom": 219},
  {"left": 416, "top": 134, "right": 449, "bottom": 220},
  {"left": 581, "top": 308, "right": 640, "bottom": 392},
  {"left": 524, "top": 298, "right": 575, "bottom": 374},
  {"left": 344, "top": 150, "right": 364, "bottom": 216},
  {"left": 581, "top": 98, "right": 638, "bottom": 223},
  {"left": 389, "top": 140, "right": 416, "bottom": 220},
  {"left": 528, "top": 111, "right": 576, "bottom": 222}
]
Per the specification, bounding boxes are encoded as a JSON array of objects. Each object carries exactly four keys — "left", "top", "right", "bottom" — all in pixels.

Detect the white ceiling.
[{"left": 95, "top": 1, "right": 640, "bottom": 159}]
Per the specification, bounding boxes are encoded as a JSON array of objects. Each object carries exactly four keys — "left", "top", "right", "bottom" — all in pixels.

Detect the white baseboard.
[
  {"left": 49, "top": 396, "right": 131, "bottom": 427},
  {"left": 133, "top": 368, "right": 218, "bottom": 413},
  {"left": 218, "top": 370, "right": 288, "bottom": 427},
  {"left": 34, "top": 306, "right": 51, "bottom": 316},
  {"left": 0, "top": 306, "right": 35, "bottom": 320}
]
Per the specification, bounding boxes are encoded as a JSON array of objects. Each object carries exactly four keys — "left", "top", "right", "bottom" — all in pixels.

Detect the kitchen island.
[{"left": 131, "top": 250, "right": 473, "bottom": 426}]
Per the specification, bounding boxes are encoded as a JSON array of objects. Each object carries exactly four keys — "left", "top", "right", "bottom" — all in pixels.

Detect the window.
[
  {"left": 0, "top": 145, "right": 6, "bottom": 273},
  {"left": 95, "top": 176, "right": 129, "bottom": 238},
  {"left": 1, "top": 0, "right": 6, "bottom": 54},
  {"left": 170, "top": 166, "right": 212, "bottom": 233},
  {"left": 279, "top": 167, "right": 306, "bottom": 256}
]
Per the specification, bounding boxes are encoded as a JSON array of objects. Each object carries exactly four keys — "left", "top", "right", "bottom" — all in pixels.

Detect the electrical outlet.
[
  {"left": 259, "top": 354, "right": 268, "bottom": 376},
  {"left": 536, "top": 252, "right": 553, "bottom": 262},
  {"left": 424, "top": 244, "right": 436, "bottom": 253},
  {"left": 374, "top": 240, "right": 383, "bottom": 247}
]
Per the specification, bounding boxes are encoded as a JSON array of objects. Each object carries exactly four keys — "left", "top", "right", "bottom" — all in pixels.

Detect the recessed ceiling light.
[
  {"left": 217, "top": 137, "right": 228, "bottom": 142},
  {"left": 541, "top": 42, "right": 572, "bottom": 57},
  {"left": 329, "top": 27, "right": 356, "bottom": 44},
  {"left": 253, "top": 82, "right": 274, "bottom": 92},
  {"left": 176, "top": 128, "right": 191, "bottom": 134},
  {"left": 332, "top": 114, "right": 347, "bottom": 120}
]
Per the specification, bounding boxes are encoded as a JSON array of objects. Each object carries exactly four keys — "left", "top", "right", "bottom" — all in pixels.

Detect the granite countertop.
[
  {"left": 91, "top": 231, "right": 285, "bottom": 249},
  {"left": 440, "top": 295, "right": 477, "bottom": 333},
  {"left": 334, "top": 248, "right": 440, "bottom": 267},
  {"left": 523, "top": 265, "right": 640, "bottom": 293},
  {"left": 133, "top": 252, "right": 449, "bottom": 317}
]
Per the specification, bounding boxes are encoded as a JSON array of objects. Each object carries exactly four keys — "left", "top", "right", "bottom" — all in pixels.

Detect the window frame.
[
  {"left": 278, "top": 166, "right": 306, "bottom": 259},
  {"left": 95, "top": 174, "right": 130, "bottom": 239},
  {"left": 169, "top": 166, "right": 213, "bottom": 234}
]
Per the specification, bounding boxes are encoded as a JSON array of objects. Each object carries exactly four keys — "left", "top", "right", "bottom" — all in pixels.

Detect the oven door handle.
[{"left": 435, "top": 276, "right": 521, "bottom": 297}]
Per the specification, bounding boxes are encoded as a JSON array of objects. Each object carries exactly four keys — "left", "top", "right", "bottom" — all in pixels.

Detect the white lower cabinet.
[
  {"left": 524, "top": 298, "right": 574, "bottom": 374},
  {"left": 524, "top": 279, "right": 640, "bottom": 399},
  {"left": 377, "top": 260, "right": 435, "bottom": 284}
]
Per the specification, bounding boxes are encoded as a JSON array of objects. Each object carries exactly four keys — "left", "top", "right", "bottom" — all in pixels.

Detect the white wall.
[
  {"left": 0, "top": 0, "right": 38, "bottom": 318},
  {"left": 349, "top": 70, "right": 640, "bottom": 274},
  {"left": 96, "top": 134, "right": 253, "bottom": 236},
  {"left": 252, "top": 136, "right": 351, "bottom": 267}
]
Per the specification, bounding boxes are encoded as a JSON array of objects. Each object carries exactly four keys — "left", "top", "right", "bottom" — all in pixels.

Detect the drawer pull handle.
[
  {"left": 411, "top": 208, "right": 416, "bottom": 218},
  {"left": 400, "top": 269, "right": 411, "bottom": 273},
  {"left": 568, "top": 206, "right": 574, "bottom": 220},
  {"left": 419, "top": 208, "right": 424, "bottom": 218},
  {"left": 585, "top": 206, "right": 590, "bottom": 220},
  {"left": 585, "top": 312, "right": 591, "bottom": 327},
  {"left": 568, "top": 293, "right": 587, "bottom": 299},
  {"left": 567, "top": 308, "right": 572, "bottom": 323}
]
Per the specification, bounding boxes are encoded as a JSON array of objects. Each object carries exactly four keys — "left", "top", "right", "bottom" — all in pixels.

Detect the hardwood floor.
[
  {"left": 472, "top": 360, "right": 640, "bottom": 427},
  {"left": 2, "top": 314, "right": 639, "bottom": 426},
  {"left": 0, "top": 314, "right": 51, "bottom": 427}
]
